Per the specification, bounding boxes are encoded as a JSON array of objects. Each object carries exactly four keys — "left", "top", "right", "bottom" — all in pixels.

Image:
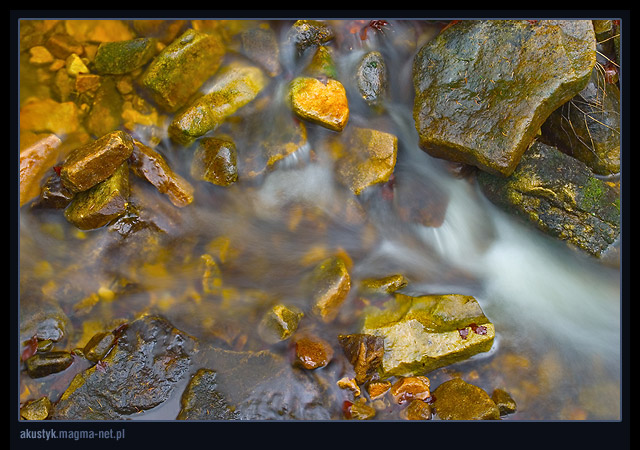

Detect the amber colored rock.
[
  {"left": 20, "top": 98, "right": 80, "bottom": 136},
  {"left": 307, "top": 256, "right": 351, "bottom": 323},
  {"left": 288, "top": 76, "right": 349, "bottom": 132},
  {"left": 366, "top": 380, "right": 391, "bottom": 400},
  {"left": 19, "top": 134, "right": 62, "bottom": 207},
  {"left": 140, "top": 28, "right": 225, "bottom": 113},
  {"left": 389, "top": 376, "right": 431, "bottom": 404},
  {"left": 20, "top": 397, "right": 53, "bottom": 420},
  {"left": 190, "top": 137, "right": 239, "bottom": 186},
  {"left": 60, "top": 130, "right": 134, "bottom": 193},
  {"left": 64, "top": 161, "right": 129, "bottom": 230},
  {"left": 257, "top": 304, "right": 304, "bottom": 344},
  {"left": 404, "top": 399, "right": 432, "bottom": 420},
  {"left": 293, "top": 335, "right": 334, "bottom": 369},
  {"left": 338, "top": 333, "right": 384, "bottom": 384},
  {"left": 432, "top": 378, "right": 500, "bottom": 420},
  {"left": 332, "top": 127, "right": 397, "bottom": 195},
  {"left": 343, "top": 398, "right": 376, "bottom": 420},
  {"left": 130, "top": 140, "right": 194, "bottom": 207}
]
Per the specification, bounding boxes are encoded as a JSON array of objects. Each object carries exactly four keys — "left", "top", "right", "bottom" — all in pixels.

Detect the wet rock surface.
[
  {"left": 413, "top": 20, "right": 596, "bottom": 176},
  {"left": 477, "top": 140, "right": 620, "bottom": 259},
  {"left": 361, "top": 293, "right": 495, "bottom": 377},
  {"left": 17, "top": 18, "right": 622, "bottom": 423},
  {"left": 51, "top": 315, "right": 196, "bottom": 419}
]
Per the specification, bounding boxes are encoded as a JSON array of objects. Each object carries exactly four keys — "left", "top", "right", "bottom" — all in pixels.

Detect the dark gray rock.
[{"left": 52, "top": 315, "right": 197, "bottom": 419}]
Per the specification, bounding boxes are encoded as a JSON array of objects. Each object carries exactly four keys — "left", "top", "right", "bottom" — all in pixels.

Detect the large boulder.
[{"left": 413, "top": 20, "right": 596, "bottom": 176}]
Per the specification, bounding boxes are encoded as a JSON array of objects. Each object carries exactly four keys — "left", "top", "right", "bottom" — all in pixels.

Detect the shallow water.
[{"left": 18, "top": 19, "right": 621, "bottom": 421}]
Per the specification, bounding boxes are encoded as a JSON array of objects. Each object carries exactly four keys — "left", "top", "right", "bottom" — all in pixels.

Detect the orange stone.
[{"left": 289, "top": 76, "right": 349, "bottom": 132}]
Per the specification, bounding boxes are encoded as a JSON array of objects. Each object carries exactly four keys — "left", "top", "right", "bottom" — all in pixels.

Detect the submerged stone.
[
  {"left": 168, "top": 61, "right": 269, "bottom": 146},
  {"left": 361, "top": 293, "right": 495, "bottom": 378},
  {"left": 93, "top": 37, "right": 158, "bottom": 74},
  {"left": 477, "top": 140, "right": 620, "bottom": 258},
  {"left": 293, "top": 335, "right": 334, "bottom": 370},
  {"left": 355, "top": 51, "right": 388, "bottom": 109},
  {"left": 130, "top": 139, "right": 195, "bottom": 207},
  {"left": 413, "top": 19, "right": 596, "bottom": 176},
  {"left": 432, "top": 378, "right": 501, "bottom": 420},
  {"left": 288, "top": 76, "right": 349, "bottom": 132},
  {"left": 60, "top": 130, "right": 134, "bottom": 193},
  {"left": 64, "top": 161, "right": 129, "bottom": 230},
  {"left": 177, "top": 368, "right": 239, "bottom": 420},
  {"left": 257, "top": 304, "right": 304, "bottom": 344},
  {"left": 25, "top": 351, "right": 74, "bottom": 378},
  {"left": 337, "top": 333, "right": 384, "bottom": 385},
  {"left": 306, "top": 255, "right": 351, "bottom": 323},
  {"left": 141, "top": 28, "right": 225, "bottom": 113},
  {"left": 52, "top": 315, "right": 197, "bottom": 420},
  {"left": 19, "top": 133, "right": 62, "bottom": 207},
  {"left": 190, "top": 137, "right": 239, "bottom": 186},
  {"left": 240, "top": 26, "right": 281, "bottom": 77},
  {"left": 287, "top": 20, "right": 335, "bottom": 56},
  {"left": 332, "top": 127, "right": 397, "bottom": 195},
  {"left": 84, "top": 77, "right": 123, "bottom": 138}
]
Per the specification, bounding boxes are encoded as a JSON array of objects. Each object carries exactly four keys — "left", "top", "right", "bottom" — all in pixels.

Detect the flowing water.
[{"left": 18, "top": 19, "right": 622, "bottom": 421}]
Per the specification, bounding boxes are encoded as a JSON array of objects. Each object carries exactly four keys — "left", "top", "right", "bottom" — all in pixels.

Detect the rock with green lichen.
[
  {"left": 84, "top": 77, "right": 123, "bottom": 138},
  {"left": 140, "top": 28, "right": 225, "bottom": 113},
  {"left": 60, "top": 130, "right": 134, "bottom": 193},
  {"left": 432, "top": 378, "right": 501, "bottom": 420},
  {"left": 190, "top": 137, "right": 239, "bottom": 186},
  {"left": 168, "top": 60, "right": 269, "bottom": 146},
  {"left": 361, "top": 293, "right": 495, "bottom": 378},
  {"left": 477, "top": 140, "right": 620, "bottom": 259},
  {"left": 413, "top": 19, "right": 596, "bottom": 176},
  {"left": 331, "top": 127, "right": 397, "bottom": 195},
  {"left": 93, "top": 37, "right": 157, "bottom": 74},
  {"left": 64, "top": 161, "right": 130, "bottom": 230},
  {"left": 491, "top": 388, "right": 518, "bottom": 416},
  {"left": 305, "top": 45, "right": 338, "bottom": 79}
]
